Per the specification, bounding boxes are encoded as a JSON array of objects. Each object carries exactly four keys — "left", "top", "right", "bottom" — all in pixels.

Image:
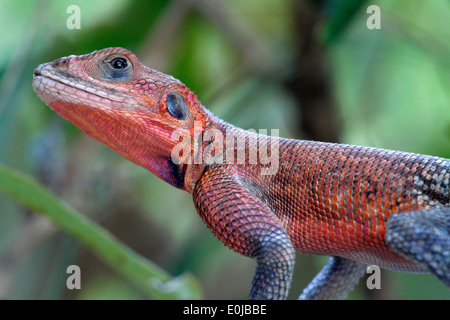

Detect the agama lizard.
[{"left": 32, "top": 48, "right": 449, "bottom": 299}]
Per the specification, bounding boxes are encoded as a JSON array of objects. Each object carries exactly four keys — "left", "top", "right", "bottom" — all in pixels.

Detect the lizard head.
[{"left": 33, "top": 47, "right": 210, "bottom": 191}]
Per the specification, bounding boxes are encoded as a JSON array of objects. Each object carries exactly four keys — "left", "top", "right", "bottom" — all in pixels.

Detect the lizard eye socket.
[
  {"left": 102, "top": 55, "right": 132, "bottom": 80},
  {"left": 166, "top": 92, "right": 188, "bottom": 120}
]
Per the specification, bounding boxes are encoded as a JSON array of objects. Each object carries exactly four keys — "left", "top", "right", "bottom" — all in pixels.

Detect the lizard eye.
[
  {"left": 102, "top": 55, "right": 132, "bottom": 79},
  {"left": 110, "top": 57, "right": 128, "bottom": 70},
  {"left": 166, "top": 92, "right": 188, "bottom": 120}
]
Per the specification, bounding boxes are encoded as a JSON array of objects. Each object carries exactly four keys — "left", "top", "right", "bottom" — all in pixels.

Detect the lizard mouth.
[{"left": 32, "top": 63, "right": 140, "bottom": 109}]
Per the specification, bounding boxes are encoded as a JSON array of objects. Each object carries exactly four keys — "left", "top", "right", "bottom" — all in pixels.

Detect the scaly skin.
[{"left": 32, "top": 48, "right": 450, "bottom": 299}]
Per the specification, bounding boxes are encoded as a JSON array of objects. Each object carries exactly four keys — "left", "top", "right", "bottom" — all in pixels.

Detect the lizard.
[{"left": 32, "top": 47, "right": 449, "bottom": 300}]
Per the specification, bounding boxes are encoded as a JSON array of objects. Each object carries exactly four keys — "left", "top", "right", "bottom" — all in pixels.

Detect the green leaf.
[{"left": 0, "top": 163, "right": 202, "bottom": 300}]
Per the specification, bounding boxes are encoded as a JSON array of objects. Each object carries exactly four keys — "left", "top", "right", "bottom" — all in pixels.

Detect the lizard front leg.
[
  {"left": 386, "top": 208, "right": 450, "bottom": 286},
  {"left": 192, "top": 165, "right": 295, "bottom": 300}
]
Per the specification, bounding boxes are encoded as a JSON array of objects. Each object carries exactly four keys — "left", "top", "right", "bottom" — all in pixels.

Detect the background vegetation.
[{"left": 0, "top": 0, "right": 448, "bottom": 299}]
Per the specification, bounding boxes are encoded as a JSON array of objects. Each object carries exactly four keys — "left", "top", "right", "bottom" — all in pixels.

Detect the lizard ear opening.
[{"left": 166, "top": 91, "right": 189, "bottom": 120}]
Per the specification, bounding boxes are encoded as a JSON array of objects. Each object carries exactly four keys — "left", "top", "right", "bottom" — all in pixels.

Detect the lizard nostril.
[
  {"left": 33, "top": 68, "right": 41, "bottom": 77},
  {"left": 52, "top": 57, "right": 70, "bottom": 72}
]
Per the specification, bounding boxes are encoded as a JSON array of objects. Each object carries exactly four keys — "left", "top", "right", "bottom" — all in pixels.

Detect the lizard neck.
[
  {"left": 181, "top": 110, "right": 239, "bottom": 193},
  {"left": 183, "top": 110, "right": 281, "bottom": 193}
]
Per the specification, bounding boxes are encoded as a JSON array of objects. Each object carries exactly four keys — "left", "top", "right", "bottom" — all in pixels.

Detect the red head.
[{"left": 33, "top": 47, "right": 209, "bottom": 191}]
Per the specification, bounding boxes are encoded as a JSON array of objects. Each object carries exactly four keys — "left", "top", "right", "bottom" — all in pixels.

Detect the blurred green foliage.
[
  {"left": 0, "top": 163, "right": 202, "bottom": 299},
  {"left": 0, "top": 0, "right": 448, "bottom": 300}
]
